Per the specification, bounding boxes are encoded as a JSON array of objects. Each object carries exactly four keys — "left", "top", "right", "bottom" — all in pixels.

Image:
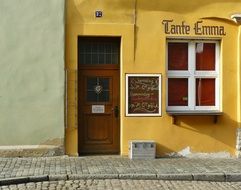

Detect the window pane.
[
  {"left": 168, "top": 43, "right": 188, "bottom": 70},
  {"left": 78, "top": 37, "right": 120, "bottom": 65},
  {"left": 196, "top": 43, "right": 215, "bottom": 70},
  {"left": 98, "top": 91, "right": 109, "bottom": 102},
  {"left": 86, "top": 77, "right": 110, "bottom": 102},
  {"left": 168, "top": 78, "right": 188, "bottom": 106},
  {"left": 196, "top": 78, "right": 215, "bottom": 106}
]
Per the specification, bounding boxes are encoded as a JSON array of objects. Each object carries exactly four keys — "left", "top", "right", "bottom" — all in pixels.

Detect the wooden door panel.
[
  {"left": 84, "top": 113, "right": 113, "bottom": 144},
  {"left": 78, "top": 37, "right": 120, "bottom": 154},
  {"left": 78, "top": 68, "right": 119, "bottom": 154}
]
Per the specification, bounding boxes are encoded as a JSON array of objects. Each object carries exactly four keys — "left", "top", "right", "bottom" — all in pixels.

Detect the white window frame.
[{"left": 166, "top": 39, "right": 220, "bottom": 114}]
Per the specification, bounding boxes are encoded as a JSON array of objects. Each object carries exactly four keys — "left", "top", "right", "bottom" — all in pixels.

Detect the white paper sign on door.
[{"left": 92, "top": 105, "right": 105, "bottom": 113}]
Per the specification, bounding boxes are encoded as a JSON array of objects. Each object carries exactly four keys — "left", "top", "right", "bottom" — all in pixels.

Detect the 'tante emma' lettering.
[
  {"left": 194, "top": 21, "right": 226, "bottom": 35},
  {"left": 162, "top": 20, "right": 190, "bottom": 35},
  {"left": 162, "top": 20, "right": 226, "bottom": 36}
]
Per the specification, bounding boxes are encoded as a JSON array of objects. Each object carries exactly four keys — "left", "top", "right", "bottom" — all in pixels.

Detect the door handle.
[{"left": 114, "top": 106, "right": 119, "bottom": 118}]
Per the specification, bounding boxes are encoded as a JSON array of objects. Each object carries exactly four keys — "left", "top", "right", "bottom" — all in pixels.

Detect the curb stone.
[
  {"left": 192, "top": 173, "right": 225, "bottom": 182},
  {"left": 118, "top": 174, "right": 157, "bottom": 180},
  {"left": 225, "top": 173, "right": 241, "bottom": 182},
  {"left": 48, "top": 174, "right": 68, "bottom": 181},
  {"left": 68, "top": 174, "right": 119, "bottom": 180},
  {"left": 1, "top": 173, "right": 241, "bottom": 186},
  {"left": 28, "top": 175, "right": 48, "bottom": 182},
  {"left": 157, "top": 173, "right": 193, "bottom": 181},
  {"left": 0, "top": 177, "right": 29, "bottom": 186}
]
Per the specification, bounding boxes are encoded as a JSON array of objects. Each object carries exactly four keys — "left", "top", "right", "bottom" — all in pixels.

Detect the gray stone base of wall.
[
  {"left": 236, "top": 151, "right": 241, "bottom": 158},
  {"left": 236, "top": 128, "right": 241, "bottom": 158},
  {"left": 0, "top": 145, "right": 64, "bottom": 157}
]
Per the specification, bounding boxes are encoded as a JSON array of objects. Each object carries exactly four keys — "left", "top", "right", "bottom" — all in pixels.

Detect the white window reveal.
[{"left": 166, "top": 40, "right": 221, "bottom": 114}]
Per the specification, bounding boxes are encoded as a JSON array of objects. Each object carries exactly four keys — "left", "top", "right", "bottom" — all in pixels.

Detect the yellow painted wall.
[{"left": 65, "top": 0, "right": 241, "bottom": 156}]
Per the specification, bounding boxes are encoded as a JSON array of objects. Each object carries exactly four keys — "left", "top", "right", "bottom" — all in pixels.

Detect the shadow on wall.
[
  {"left": 72, "top": 0, "right": 238, "bottom": 14},
  {"left": 157, "top": 113, "right": 238, "bottom": 157},
  {"left": 65, "top": 0, "right": 84, "bottom": 155},
  {"left": 136, "top": 0, "right": 240, "bottom": 14},
  {"left": 156, "top": 143, "right": 179, "bottom": 158},
  {"left": 72, "top": 0, "right": 135, "bottom": 13}
]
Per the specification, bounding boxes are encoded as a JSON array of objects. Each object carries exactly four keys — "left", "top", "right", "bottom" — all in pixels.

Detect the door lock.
[{"left": 114, "top": 106, "right": 119, "bottom": 118}]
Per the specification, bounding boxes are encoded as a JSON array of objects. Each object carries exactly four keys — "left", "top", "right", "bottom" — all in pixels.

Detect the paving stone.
[
  {"left": 1, "top": 156, "right": 241, "bottom": 185},
  {"left": 192, "top": 173, "right": 225, "bottom": 182}
]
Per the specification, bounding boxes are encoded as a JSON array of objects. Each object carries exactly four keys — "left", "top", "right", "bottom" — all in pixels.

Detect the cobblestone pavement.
[
  {"left": 1, "top": 179, "right": 241, "bottom": 190},
  {"left": 1, "top": 156, "right": 241, "bottom": 179}
]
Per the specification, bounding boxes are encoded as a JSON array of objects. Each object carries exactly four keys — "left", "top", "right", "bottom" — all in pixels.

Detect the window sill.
[
  {"left": 167, "top": 111, "right": 222, "bottom": 124},
  {"left": 166, "top": 111, "right": 222, "bottom": 115}
]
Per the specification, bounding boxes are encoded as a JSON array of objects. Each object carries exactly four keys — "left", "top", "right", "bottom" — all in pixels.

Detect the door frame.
[
  {"left": 77, "top": 36, "right": 121, "bottom": 155},
  {"left": 65, "top": 17, "right": 134, "bottom": 156}
]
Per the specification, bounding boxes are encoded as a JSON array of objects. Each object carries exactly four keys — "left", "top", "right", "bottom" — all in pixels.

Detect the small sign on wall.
[
  {"left": 92, "top": 105, "right": 105, "bottom": 113},
  {"left": 95, "top": 10, "right": 103, "bottom": 18},
  {"left": 126, "top": 74, "right": 162, "bottom": 116}
]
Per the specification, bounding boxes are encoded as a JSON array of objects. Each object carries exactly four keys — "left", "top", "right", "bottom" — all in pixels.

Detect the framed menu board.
[{"left": 126, "top": 74, "right": 161, "bottom": 116}]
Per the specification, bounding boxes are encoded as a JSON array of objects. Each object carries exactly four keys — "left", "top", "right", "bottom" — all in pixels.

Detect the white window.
[{"left": 166, "top": 40, "right": 220, "bottom": 114}]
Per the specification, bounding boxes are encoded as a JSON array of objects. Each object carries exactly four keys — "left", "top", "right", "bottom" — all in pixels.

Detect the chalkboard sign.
[{"left": 126, "top": 74, "right": 161, "bottom": 116}]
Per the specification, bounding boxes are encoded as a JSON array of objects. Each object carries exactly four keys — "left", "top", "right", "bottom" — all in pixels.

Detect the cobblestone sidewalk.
[
  {"left": 1, "top": 156, "right": 241, "bottom": 185},
  {"left": 2, "top": 179, "right": 241, "bottom": 190}
]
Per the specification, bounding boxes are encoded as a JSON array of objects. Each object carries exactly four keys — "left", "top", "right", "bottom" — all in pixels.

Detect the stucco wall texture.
[
  {"left": 65, "top": 0, "right": 241, "bottom": 157},
  {"left": 0, "top": 0, "right": 65, "bottom": 146}
]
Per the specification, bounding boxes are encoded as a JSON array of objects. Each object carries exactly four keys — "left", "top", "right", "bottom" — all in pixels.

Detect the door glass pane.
[
  {"left": 168, "top": 43, "right": 188, "bottom": 70},
  {"left": 168, "top": 78, "right": 188, "bottom": 106},
  {"left": 196, "top": 43, "right": 215, "bottom": 70},
  {"left": 78, "top": 37, "right": 120, "bottom": 65},
  {"left": 86, "top": 77, "right": 110, "bottom": 102},
  {"left": 196, "top": 78, "right": 215, "bottom": 106}
]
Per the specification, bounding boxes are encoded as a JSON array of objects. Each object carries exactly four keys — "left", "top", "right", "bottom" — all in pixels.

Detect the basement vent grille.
[{"left": 129, "top": 140, "right": 156, "bottom": 159}]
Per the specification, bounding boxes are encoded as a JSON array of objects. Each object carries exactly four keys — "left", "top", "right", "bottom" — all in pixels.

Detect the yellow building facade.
[{"left": 65, "top": 0, "right": 241, "bottom": 157}]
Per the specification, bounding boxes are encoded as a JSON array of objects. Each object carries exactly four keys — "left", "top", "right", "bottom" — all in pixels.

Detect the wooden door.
[{"left": 78, "top": 37, "right": 120, "bottom": 154}]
